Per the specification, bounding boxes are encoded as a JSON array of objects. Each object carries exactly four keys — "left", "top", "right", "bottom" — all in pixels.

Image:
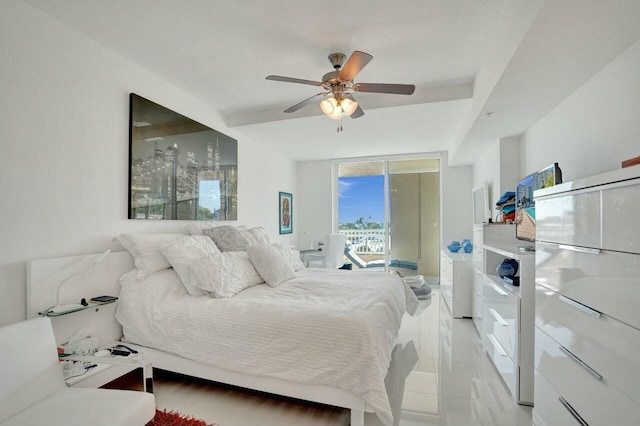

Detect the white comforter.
[{"left": 116, "top": 268, "right": 418, "bottom": 424}]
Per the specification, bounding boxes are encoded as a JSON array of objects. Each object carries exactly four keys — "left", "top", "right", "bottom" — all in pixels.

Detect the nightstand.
[{"left": 63, "top": 345, "right": 153, "bottom": 393}]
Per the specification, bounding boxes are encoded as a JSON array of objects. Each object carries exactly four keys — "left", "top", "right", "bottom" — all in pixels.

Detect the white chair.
[
  {"left": 0, "top": 317, "right": 155, "bottom": 426},
  {"left": 306, "top": 234, "right": 348, "bottom": 269}
]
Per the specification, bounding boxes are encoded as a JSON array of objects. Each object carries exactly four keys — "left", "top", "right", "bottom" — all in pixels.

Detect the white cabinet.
[
  {"left": 481, "top": 243, "right": 535, "bottom": 406},
  {"left": 533, "top": 166, "right": 640, "bottom": 425},
  {"left": 440, "top": 250, "right": 473, "bottom": 318},
  {"left": 471, "top": 224, "right": 516, "bottom": 335}
]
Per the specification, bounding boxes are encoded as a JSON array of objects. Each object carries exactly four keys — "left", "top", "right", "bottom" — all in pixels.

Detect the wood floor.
[{"left": 152, "top": 370, "right": 350, "bottom": 425}]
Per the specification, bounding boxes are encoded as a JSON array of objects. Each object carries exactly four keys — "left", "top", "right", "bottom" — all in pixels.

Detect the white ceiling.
[{"left": 22, "top": 0, "right": 640, "bottom": 163}]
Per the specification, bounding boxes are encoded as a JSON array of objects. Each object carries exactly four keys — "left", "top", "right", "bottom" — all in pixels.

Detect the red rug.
[{"left": 147, "top": 409, "right": 216, "bottom": 426}]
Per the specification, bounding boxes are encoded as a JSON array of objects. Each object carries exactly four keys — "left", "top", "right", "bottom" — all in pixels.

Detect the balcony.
[{"left": 339, "top": 229, "right": 385, "bottom": 255}]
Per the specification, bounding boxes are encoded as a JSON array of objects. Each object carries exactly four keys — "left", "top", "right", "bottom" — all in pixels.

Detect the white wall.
[
  {"left": 439, "top": 152, "right": 473, "bottom": 245},
  {"left": 296, "top": 153, "right": 473, "bottom": 253},
  {"left": 522, "top": 38, "right": 640, "bottom": 180},
  {"left": 0, "top": 0, "right": 296, "bottom": 325},
  {"left": 296, "top": 160, "right": 333, "bottom": 249},
  {"left": 472, "top": 137, "right": 522, "bottom": 218}
]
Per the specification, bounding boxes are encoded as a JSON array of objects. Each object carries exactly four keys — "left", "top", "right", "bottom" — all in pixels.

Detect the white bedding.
[{"left": 116, "top": 268, "right": 418, "bottom": 424}]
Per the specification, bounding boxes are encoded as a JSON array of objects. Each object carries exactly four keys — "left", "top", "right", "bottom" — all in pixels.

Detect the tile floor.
[{"left": 150, "top": 290, "right": 533, "bottom": 425}]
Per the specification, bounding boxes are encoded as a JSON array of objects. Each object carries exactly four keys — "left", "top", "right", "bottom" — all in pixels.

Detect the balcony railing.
[{"left": 339, "top": 229, "right": 385, "bottom": 255}]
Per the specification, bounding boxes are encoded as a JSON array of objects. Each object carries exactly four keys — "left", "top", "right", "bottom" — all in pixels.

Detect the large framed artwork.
[
  {"left": 128, "top": 93, "right": 238, "bottom": 220},
  {"left": 279, "top": 192, "right": 293, "bottom": 234}
]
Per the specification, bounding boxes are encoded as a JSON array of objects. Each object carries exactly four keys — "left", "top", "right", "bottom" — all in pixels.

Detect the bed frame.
[{"left": 27, "top": 251, "right": 368, "bottom": 426}]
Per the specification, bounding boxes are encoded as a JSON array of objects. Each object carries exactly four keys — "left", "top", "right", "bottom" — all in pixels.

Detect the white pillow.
[
  {"left": 119, "top": 268, "right": 186, "bottom": 296},
  {"left": 158, "top": 235, "right": 221, "bottom": 296},
  {"left": 189, "top": 252, "right": 264, "bottom": 298},
  {"left": 272, "top": 243, "right": 305, "bottom": 271},
  {"left": 203, "top": 225, "right": 251, "bottom": 252},
  {"left": 246, "top": 244, "right": 296, "bottom": 287},
  {"left": 117, "top": 233, "right": 184, "bottom": 279},
  {"left": 246, "top": 227, "right": 271, "bottom": 245},
  {"left": 186, "top": 222, "right": 247, "bottom": 236}
]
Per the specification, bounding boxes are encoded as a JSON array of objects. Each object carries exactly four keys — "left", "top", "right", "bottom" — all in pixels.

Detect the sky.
[{"left": 338, "top": 175, "right": 385, "bottom": 224}]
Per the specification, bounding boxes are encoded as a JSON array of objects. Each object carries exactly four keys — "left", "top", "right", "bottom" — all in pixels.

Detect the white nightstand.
[{"left": 63, "top": 345, "right": 153, "bottom": 393}]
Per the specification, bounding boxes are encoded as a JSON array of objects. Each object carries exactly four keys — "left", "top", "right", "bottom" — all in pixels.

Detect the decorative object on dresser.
[
  {"left": 278, "top": 191, "right": 293, "bottom": 234},
  {"left": 533, "top": 166, "right": 640, "bottom": 426},
  {"left": 621, "top": 154, "right": 640, "bottom": 168},
  {"left": 515, "top": 163, "right": 562, "bottom": 243},
  {"left": 472, "top": 183, "right": 491, "bottom": 225},
  {"left": 447, "top": 240, "right": 461, "bottom": 253},
  {"left": 128, "top": 93, "right": 238, "bottom": 221}
]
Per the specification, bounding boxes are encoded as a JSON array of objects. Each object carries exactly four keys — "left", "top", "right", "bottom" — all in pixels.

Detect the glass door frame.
[{"left": 332, "top": 152, "right": 441, "bottom": 271}]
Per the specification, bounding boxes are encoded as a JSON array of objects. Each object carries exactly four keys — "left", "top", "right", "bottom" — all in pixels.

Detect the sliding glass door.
[
  {"left": 336, "top": 157, "right": 440, "bottom": 279},
  {"left": 337, "top": 161, "right": 387, "bottom": 268},
  {"left": 388, "top": 159, "right": 440, "bottom": 278}
]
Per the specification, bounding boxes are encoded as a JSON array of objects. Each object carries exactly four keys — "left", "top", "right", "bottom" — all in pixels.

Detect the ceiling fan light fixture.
[
  {"left": 341, "top": 96, "right": 358, "bottom": 116},
  {"left": 320, "top": 97, "right": 342, "bottom": 120}
]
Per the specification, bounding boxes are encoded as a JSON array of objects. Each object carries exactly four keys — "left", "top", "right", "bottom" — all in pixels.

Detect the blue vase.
[
  {"left": 497, "top": 259, "right": 519, "bottom": 278},
  {"left": 448, "top": 241, "right": 461, "bottom": 253},
  {"left": 462, "top": 240, "right": 473, "bottom": 253}
]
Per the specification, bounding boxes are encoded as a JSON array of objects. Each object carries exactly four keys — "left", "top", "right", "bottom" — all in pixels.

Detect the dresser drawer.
[
  {"left": 535, "top": 327, "right": 639, "bottom": 425},
  {"left": 483, "top": 278, "right": 518, "bottom": 360},
  {"left": 533, "top": 368, "right": 588, "bottom": 426},
  {"left": 535, "top": 285, "right": 640, "bottom": 404},
  {"left": 483, "top": 330, "right": 516, "bottom": 399},
  {"left": 536, "top": 191, "right": 601, "bottom": 248},
  {"left": 535, "top": 241, "right": 640, "bottom": 330},
  {"left": 602, "top": 183, "right": 640, "bottom": 254}
]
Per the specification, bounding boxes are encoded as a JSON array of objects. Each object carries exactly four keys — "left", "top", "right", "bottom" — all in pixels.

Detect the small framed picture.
[{"left": 279, "top": 192, "right": 293, "bottom": 234}]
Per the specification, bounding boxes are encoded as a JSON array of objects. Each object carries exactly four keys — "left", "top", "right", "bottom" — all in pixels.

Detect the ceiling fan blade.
[
  {"left": 353, "top": 82, "right": 415, "bottom": 95},
  {"left": 266, "top": 75, "right": 323, "bottom": 86},
  {"left": 350, "top": 105, "right": 364, "bottom": 119},
  {"left": 284, "top": 92, "right": 328, "bottom": 113},
  {"left": 338, "top": 51, "right": 373, "bottom": 82}
]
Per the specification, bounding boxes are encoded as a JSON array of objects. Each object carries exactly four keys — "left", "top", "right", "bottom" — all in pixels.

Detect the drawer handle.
[
  {"left": 559, "top": 244, "right": 601, "bottom": 255},
  {"left": 488, "top": 308, "right": 508, "bottom": 326},
  {"left": 489, "top": 281, "right": 508, "bottom": 296},
  {"left": 559, "top": 295, "right": 602, "bottom": 318},
  {"left": 558, "top": 396, "right": 589, "bottom": 426},
  {"left": 559, "top": 346, "right": 603, "bottom": 381},
  {"left": 487, "top": 333, "right": 508, "bottom": 357}
]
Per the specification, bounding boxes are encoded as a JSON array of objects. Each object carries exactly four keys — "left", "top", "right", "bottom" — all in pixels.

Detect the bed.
[{"left": 27, "top": 229, "right": 418, "bottom": 425}]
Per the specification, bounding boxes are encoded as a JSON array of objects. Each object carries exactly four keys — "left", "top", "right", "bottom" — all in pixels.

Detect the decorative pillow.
[
  {"left": 272, "top": 243, "right": 305, "bottom": 271},
  {"left": 246, "top": 227, "right": 271, "bottom": 245},
  {"left": 158, "top": 235, "right": 221, "bottom": 296},
  {"left": 117, "top": 233, "right": 184, "bottom": 279},
  {"left": 246, "top": 244, "right": 296, "bottom": 287},
  {"left": 189, "top": 252, "right": 264, "bottom": 298},
  {"left": 119, "top": 268, "right": 186, "bottom": 296},
  {"left": 186, "top": 222, "right": 247, "bottom": 236},
  {"left": 203, "top": 225, "right": 251, "bottom": 252}
]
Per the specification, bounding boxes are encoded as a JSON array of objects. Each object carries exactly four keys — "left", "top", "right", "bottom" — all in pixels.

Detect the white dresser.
[
  {"left": 481, "top": 243, "right": 535, "bottom": 406},
  {"left": 532, "top": 167, "right": 640, "bottom": 426},
  {"left": 471, "top": 224, "right": 516, "bottom": 334},
  {"left": 440, "top": 250, "right": 473, "bottom": 318}
]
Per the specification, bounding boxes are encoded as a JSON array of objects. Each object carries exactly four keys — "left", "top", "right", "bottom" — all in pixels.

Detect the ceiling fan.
[{"left": 266, "top": 51, "right": 415, "bottom": 132}]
